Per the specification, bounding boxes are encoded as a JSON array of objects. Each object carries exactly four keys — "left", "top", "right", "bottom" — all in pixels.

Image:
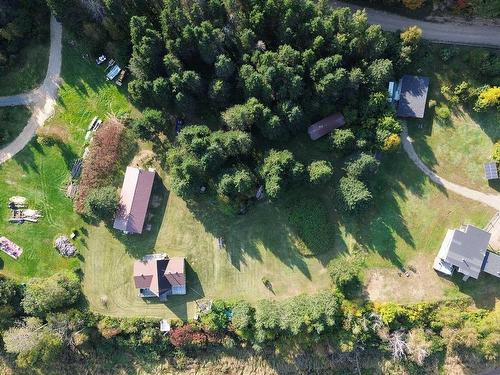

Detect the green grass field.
[
  {"left": 0, "top": 41, "right": 50, "bottom": 96},
  {"left": 0, "top": 106, "right": 31, "bottom": 146},
  {"left": 407, "top": 46, "right": 500, "bottom": 193},
  {"left": 1, "top": 36, "right": 498, "bottom": 317},
  {"left": 0, "top": 34, "right": 136, "bottom": 280}
]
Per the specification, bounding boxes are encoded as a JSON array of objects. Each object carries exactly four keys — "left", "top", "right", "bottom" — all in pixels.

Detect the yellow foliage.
[
  {"left": 383, "top": 134, "right": 401, "bottom": 151},
  {"left": 402, "top": 0, "right": 425, "bottom": 10},
  {"left": 477, "top": 86, "right": 500, "bottom": 109}
]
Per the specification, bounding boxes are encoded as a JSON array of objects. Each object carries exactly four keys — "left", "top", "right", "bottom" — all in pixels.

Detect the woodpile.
[{"left": 54, "top": 236, "right": 77, "bottom": 257}]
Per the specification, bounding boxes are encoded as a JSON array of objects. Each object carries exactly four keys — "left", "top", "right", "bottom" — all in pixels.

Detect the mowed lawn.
[
  {"left": 0, "top": 34, "right": 136, "bottom": 280},
  {"left": 408, "top": 46, "right": 500, "bottom": 193},
  {"left": 0, "top": 106, "right": 31, "bottom": 146}
]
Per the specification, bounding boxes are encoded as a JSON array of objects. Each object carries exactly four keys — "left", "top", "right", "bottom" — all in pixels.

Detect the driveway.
[
  {"left": 331, "top": 1, "right": 500, "bottom": 48},
  {"left": 0, "top": 16, "right": 62, "bottom": 165}
]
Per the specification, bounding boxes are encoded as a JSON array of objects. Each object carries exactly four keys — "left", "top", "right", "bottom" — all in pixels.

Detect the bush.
[
  {"left": 84, "top": 186, "right": 119, "bottom": 221},
  {"left": 337, "top": 176, "right": 372, "bottom": 212},
  {"left": 328, "top": 253, "right": 363, "bottom": 293},
  {"left": 383, "top": 134, "right": 401, "bottom": 151},
  {"left": 308, "top": 160, "right": 333, "bottom": 185},
  {"left": 344, "top": 153, "right": 380, "bottom": 182},
  {"left": 402, "top": 0, "right": 425, "bottom": 10},
  {"left": 491, "top": 143, "right": 500, "bottom": 162},
  {"left": 475, "top": 86, "right": 500, "bottom": 111},
  {"left": 22, "top": 272, "right": 81, "bottom": 316},
  {"left": 75, "top": 118, "right": 129, "bottom": 213},
  {"left": 435, "top": 104, "right": 451, "bottom": 120},
  {"left": 330, "top": 128, "right": 356, "bottom": 155}
]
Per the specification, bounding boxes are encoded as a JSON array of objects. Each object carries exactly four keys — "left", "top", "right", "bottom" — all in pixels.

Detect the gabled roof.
[
  {"left": 308, "top": 113, "right": 345, "bottom": 141},
  {"left": 397, "top": 75, "right": 430, "bottom": 119},
  {"left": 439, "top": 225, "right": 490, "bottom": 279},
  {"left": 113, "top": 167, "right": 155, "bottom": 234},
  {"left": 133, "top": 256, "right": 186, "bottom": 296}
]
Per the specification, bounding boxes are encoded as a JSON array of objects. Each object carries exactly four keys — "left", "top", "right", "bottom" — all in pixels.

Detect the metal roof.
[
  {"left": 397, "top": 75, "right": 430, "bottom": 119},
  {"left": 438, "top": 225, "right": 491, "bottom": 279},
  {"left": 484, "top": 162, "right": 498, "bottom": 180},
  {"left": 307, "top": 113, "right": 345, "bottom": 140},
  {"left": 114, "top": 167, "right": 156, "bottom": 234},
  {"left": 482, "top": 251, "right": 500, "bottom": 278}
]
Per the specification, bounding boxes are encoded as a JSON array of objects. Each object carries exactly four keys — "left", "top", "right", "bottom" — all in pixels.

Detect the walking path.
[
  {"left": 331, "top": 1, "right": 500, "bottom": 48},
  {"left": 0, "top": 16, "right": 62, "bottom": 165},
  {"left": 402, "top": 124, "right": 500, "bottom": 211}
]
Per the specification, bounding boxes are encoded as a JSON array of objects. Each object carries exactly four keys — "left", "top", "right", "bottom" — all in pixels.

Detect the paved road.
[
  {"left": 402, "top": 124, "right": 500, "bottom": 211},
  {"left": 331, "top": 1, "right": 500, "bottom": 48},
  {"left": 0, "top": 16, "right": 62, "bottom": 165}
]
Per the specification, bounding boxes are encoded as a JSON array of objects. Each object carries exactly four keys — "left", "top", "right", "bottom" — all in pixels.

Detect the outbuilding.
[
  {"left": 397, "top": 75, "right": 430, "bottom": 119},
  {"left": 307, "top": 113, "right": 345, "bottom": 141}
]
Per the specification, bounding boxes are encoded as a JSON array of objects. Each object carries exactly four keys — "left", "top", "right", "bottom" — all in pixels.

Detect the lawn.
[
  {"left": 0, "top": 106, "right": 31, "bottom": 146},
  {"left": 0, "top": 41, "right": 50, "bottom": 96},
  {"left": 0, "top": 33, "right": 137, "bottom": 281},
  {"left": 407, "top": 46, "right": 500, "bottom": 193}
]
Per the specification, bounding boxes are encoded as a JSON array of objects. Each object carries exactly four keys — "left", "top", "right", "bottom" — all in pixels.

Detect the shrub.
[
  {"left": 170, "top": 324, "right": 220, "bottom": 348},
  {"left": 475, "top": 86, "right": 500, "bottom": 111},
  {"left": 36, "top": 125, "right": 68, "bottom": 146},
  {"left": 261, "top": 149, "right": 304, "bottom": 199},
  {"left": 75, "top": 118, "right": 128, "bottom": 213},
  {"left": 344, "top": 153, "right": 380, "bottom": 182},
  {"left": 402, "top": 0, "right": 425, "bottom": 10},
  {"left": 435, "top": 104, "right": 451, "bottom": 120},
  {"left": 337, "top": 176, "right": 372, "bottom": 212},
  {"left": 22, "top": 272, "right": 81, "bottom": 316},
  {"left": 328, "top": 253, "right": 363, "bottom": 293},
  {"left": 330, "top": 128, "right": 356, "bottom": 155},
  {"left": 383, "top": 134, "right": 401, "bottom": 151},
  {"left": 428, "top": 99, "right": 437, "bottom": 108},
  {"left": 491, "top": 143, "right": 500, "bottom": 162},
  {"left": 308, "top": 160, "right": 333, "bottom": 185}
]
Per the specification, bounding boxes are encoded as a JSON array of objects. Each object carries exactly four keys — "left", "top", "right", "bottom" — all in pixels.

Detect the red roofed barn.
[{"left": 113, "top": 166, "right": 155, "bottom": 234}]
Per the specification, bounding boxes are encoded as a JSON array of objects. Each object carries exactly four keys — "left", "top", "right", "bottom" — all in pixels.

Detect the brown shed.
[{"left": 308, "top": 113, "right": 345, "bottom": 140}]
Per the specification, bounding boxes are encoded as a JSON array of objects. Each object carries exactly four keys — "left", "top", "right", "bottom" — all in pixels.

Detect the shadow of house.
[{"left": 113, "top": 174, "right": 169, "bottom": 258}]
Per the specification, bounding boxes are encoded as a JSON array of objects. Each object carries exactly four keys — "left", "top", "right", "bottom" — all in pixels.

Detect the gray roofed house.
[
  {"left": 433, "top": 224, "right": 500, "bottom": 280},
  {"left": 397, "top": 75, "right": 430, "bottom": 119}
]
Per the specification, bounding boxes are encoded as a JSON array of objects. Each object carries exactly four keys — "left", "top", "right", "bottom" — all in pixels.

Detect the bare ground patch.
[{"left": 364, "top": 254, "right": 452, "bottom": 303}]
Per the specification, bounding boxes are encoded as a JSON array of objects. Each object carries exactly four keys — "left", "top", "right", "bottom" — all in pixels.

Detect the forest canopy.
[{"left": 125, "top": 0, "right": 417, "bottom": 204}]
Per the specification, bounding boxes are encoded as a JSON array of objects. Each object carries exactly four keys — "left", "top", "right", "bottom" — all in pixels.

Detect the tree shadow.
[
  {"left": 185, "top": 194, "right": 316, "bottom": 280},
  {"left": 450, "top": 273, "right": 500, "bottom": 310},
  {"left": 111, "top": 174, "right": 169, "bottom": 258},
  {"left": 11, "top": 138, "right": 44, "bottom": 173}
]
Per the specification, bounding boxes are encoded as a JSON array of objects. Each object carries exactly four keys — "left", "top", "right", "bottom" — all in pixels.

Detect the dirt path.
[
  {"left": 331, "top": 1, "right": 500, "bottom": 48},
  {"left": 0, "top": 16, "right": 62, "bottom": 165},
  {"left": 402, "top": 124, "right": 500, "bottom": 211}
]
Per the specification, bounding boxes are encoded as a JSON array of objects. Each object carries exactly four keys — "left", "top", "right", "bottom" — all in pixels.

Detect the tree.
[
  {"left": 337, "top": 176, "right": 372, "bottom": 212},
  {"left": 231, "top": 301, "right": 254, "bottom": 339},
  {"left": 367, "top": 59, "right": 393, "bottom": 90},
  {"left": 3, "top": 317, "right": 63, "bottom": 368},
  {"left": 132, "top": 108, "right": 168, "bottom": 139},
  {"left": 400, "top": 26, "right": 422, "bottom": 47},
  {"left": 344, "top": 153, "right": 380, "bottom": 182},
  {"left": 215, "top": 54, "right": 235, "bottom": 79},
  {"left": 328, "top": 254, "right": 362, "bottom": 293},
  {"left": 406, "top": 328, "right": 433, "bottom": 365},
  {"left": 84, "top": 186, "right": 119, "bottom": 221},
  {"left": 308, "top": 160, "right": 333, "bottom": 185},
  {"left": 22, "top": 272, "right": 81, "bottom": 316},
  {"left": 261, "top": 150, "right": 305, "bottom": 199},
  {"left": 217, "top": 167, "right": 255, "bottom": 198},
  {"left": 221, "top": 100, "right": 257, "bottom": 131},
  {"left": 331, "top": 129, "right": 356, "bottom": 155}
]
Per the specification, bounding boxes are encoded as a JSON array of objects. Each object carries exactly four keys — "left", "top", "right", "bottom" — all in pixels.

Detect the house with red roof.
[
  {"left": 133, "top": 254, "right": 186, "bottom": 300},
  {"left": 113, "top": 166, "right": 155, "bottom": 234}
]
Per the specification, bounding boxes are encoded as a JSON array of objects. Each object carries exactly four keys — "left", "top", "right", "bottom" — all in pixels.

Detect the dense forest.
[{"left": 0, "top": 0, "right": 49, "bottom": 70}]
